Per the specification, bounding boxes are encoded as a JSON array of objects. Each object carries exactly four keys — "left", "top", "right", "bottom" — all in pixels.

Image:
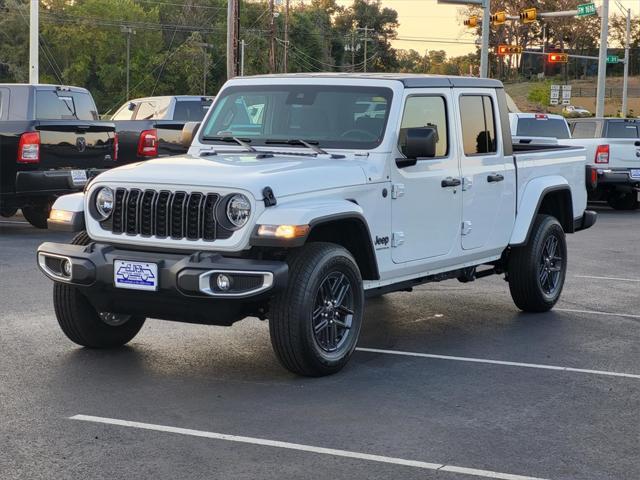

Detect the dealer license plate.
[
  {"left": 70, "top": 169, "right": 88, "bottom": 187},
  {"left": 630, "top": 169, "right": 640, "bottom": 179},
  {"left": 114, "top": 260, "right": 158, "bottom": 291}
]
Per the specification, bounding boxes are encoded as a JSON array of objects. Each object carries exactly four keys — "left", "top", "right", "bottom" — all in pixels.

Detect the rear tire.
[
  {"left": 607, "top": 191, "right": 639, "bottom": 211},
  {"left": 0, "top": 206, "right": 18, "bottom": 218},
  {"left": 508, "top": 214, "right": 567, "bottom": 313},
  {"left": 53, "top": 231, "right": 145, "bottom": 348},
  {"left": 22, "top": 201, "right": 52, "bottom": 229},
  {"left": 269, "top": 243, "right": 364, "bottom": 376}
]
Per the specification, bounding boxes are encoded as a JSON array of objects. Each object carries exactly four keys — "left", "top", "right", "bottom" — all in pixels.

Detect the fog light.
[
  {"left": 61, "top": 259, "right": 72, "bottom": 277},
  {"left": 216, "top": 274, "right": 231, "bottom": 291}
]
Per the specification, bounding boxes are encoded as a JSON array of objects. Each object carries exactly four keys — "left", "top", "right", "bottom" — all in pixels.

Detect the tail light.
[
  {"left": 137, "top": 129, "right": 158, "bottom": 157},
  {"left": 113, "top": 133, "right": 119, "bottom": 161},
  {"left": 595, "top": 144, "right": 609, "bottom": 164},
  {"left": 17, "top": 131, "right": 40, "bottom": 164}
]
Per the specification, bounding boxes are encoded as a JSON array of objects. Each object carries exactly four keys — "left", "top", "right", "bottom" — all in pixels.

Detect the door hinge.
[
  {"left": 461, "top": 221, "right": 472, "bottom": 236},
  {"left": 391, "top": 183, "right": 405, "bottom": 199},
  {"left": 462, "top": 177, "right": 473, "bottom": 191},
  {"left": 392, "top": 231, "right": 405, "bottom": 247}
]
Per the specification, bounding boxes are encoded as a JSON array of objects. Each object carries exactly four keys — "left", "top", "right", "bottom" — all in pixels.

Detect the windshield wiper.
[
  {"left": 202, "top": 135, "right": 256, "bottom": 152},
  {"left": 264, "top": 139, "right": 344, "bottom": 159}
]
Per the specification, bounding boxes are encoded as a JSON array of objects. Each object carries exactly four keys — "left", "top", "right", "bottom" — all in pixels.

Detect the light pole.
[
  {"left": 195, "top": 42, "right": 214, "bottom": 95},
  {"left": 29, "top": 0, "right": 38, "bottom": 83},
  {"left": 595, "top": 0, "right": 609, "bottom": 118},
  {"left": 437, "top": 0, "right": 489, "bottom": 78}
]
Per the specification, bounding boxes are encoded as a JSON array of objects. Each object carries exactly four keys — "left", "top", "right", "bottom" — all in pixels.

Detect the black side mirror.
[
  {"left": 181, "top": 121, "right": 201, "bottom": 148},
  {"left": 127, "top": 102, "right": 136, "bottom": 111},
  {"left": 396, "top": 127, "right": 438, "bottom": 168}
]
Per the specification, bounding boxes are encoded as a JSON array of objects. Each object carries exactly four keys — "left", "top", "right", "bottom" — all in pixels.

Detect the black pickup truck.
[
  {"left": 0, "top": 84, "right": 117, "bottom": 228},
  {"left": 110, "top": 95, "right": 213, "bottom": 162}
]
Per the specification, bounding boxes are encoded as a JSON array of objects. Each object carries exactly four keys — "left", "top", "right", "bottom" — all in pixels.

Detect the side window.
[
  {"left": 398, "top": 96, "right": 448, "bottom": 157},
  {"left": 134, "top": 101, "right": 156, "bottom": 120},
  {"left": 112, "top": 105, "right": 134, "bottom": 120},
  {"left": 571, "top": 122, "right": 597, "bottom": 138},
  {"left": 459, "top": 95, "right": 497, "bottom": 155}
]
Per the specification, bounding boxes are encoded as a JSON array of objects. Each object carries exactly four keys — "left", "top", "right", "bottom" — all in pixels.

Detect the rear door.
[
  {"left": 454, "top": 90, "right": 512, "bottom": 252},
  {"left": 390, "top": 89, "right": 462, "bottom": 264},
  {"left": 35, "top": 89, "right": 116, "bottom": 170}
]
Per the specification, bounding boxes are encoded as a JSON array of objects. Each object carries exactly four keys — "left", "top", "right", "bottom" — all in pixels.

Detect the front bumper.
[{"left": 37, "top": 241, "right": 288, "bottom": 325}]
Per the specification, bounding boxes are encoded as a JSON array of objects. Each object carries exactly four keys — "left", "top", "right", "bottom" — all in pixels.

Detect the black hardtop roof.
[{"left": 243, "top": 73, "right": 503, "bottom": 89}]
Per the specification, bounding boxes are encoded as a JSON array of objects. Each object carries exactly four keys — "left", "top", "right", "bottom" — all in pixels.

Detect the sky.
[{"left": 335, "top": 0, "right": 640, "bottom": 59}]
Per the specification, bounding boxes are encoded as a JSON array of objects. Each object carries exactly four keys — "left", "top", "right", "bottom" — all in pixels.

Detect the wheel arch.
[
  {"left": 510, "top": 180, "right": 574, "bottom": 246},
  {"left": 306, "top": 213, "right": 380, "bottom": 281}
]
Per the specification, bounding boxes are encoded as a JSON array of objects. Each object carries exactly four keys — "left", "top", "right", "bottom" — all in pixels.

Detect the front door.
[
  {"left": 454, "top": 91, "right": 508, "bottom": 251},
  {"left": 391, "top": 90, "right": 462, "bottom": 264}
]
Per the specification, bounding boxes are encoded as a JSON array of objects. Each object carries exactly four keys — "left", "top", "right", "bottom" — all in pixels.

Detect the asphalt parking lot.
[{"left": 1, "top": 206, "right": 639, "bottom": 480}]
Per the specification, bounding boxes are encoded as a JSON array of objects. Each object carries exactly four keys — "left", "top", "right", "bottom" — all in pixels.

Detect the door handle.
[
  {"left": 441, "top": 177, "right": 462, "bottom": 188},
  {"left": 487, "top": 173, "right": 504, "bottom": 183}
]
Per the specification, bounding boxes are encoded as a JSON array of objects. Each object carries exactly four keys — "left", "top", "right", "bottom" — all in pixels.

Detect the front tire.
[
  {"left": 607, "top": 191, "right": 639, "bottom": 211},
  {"left": 508, "top": 215, "right": 567, "bottom": 312},
  {"left": 269, "top": 243, "right": 364, "bottom": 376},
  {"left": 53, "top": 231, "right": 146, "bottom": 348}
]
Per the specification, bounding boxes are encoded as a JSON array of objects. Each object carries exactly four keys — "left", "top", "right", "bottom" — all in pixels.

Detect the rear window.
[
  {"left": 516, "top": 117, "right": 569, "bottom": 139},
  {"left": 173, "top": 99, "right": 213, "bottom": 121},
  {"left": 606, "top": 122, "right": 639, "bottom": 138},
  {"left": 35, "top": 90, "right": 98, "bottom": 120},
  {"left": 571, "top": 122, "right": 597, "bottom": 138}
]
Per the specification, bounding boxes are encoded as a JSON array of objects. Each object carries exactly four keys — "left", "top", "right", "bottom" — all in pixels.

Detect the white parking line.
[
  {"left": 555, "top": 308, "right": 640, "bottom": 320},
  {"left": 356, "top": 348, "right": 640, "bottom": 379},
  {"left": 70, "top": 414, "right": 548, "bottom": 480},
  {"left": 575, "top": 274, "right": 640, "bottom": 283}
]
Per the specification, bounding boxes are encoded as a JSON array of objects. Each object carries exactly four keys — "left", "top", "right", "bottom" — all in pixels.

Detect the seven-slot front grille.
[{"left": 105, "top": 188, "right": 234, "bottom": 241}]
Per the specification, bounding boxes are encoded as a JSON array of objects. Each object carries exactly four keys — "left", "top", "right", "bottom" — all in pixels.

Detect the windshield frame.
[{"left": 197, "top": 84, "right": 394, "bottom": 151}]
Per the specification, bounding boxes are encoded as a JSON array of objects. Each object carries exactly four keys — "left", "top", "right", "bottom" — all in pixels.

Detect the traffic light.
[
  {"left": 519, "top": 8, "right": 537, "bottom": 23},
  {"left": 496, "top": 45, "right": 523, "bottom": 55},
  {"left": 463, "top": 16, "right": 478, "bottom": 28},
  {"left": 490, "top": 11, "right": 507, "bottom": 25},
  {"left": 548, "top": 53, "right": 569, "bottom": 63}
]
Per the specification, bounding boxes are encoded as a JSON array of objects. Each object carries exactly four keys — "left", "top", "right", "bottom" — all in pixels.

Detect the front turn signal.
[{"left": 257, "top": 224, "right": 310, "bottom": 239}]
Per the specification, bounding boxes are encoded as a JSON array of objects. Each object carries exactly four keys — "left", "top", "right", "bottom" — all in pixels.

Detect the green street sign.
[
  {"left": 606, "top": 55, "right": 619, "bottom": 64},
  {"left": 577, "top": 3, "right": 597, "bottom": 16}
]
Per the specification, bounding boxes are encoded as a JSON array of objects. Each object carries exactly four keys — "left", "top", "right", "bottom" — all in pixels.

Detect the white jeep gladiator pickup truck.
[{"left": 37, "top": 74, "right": 596, "bottom": 376}]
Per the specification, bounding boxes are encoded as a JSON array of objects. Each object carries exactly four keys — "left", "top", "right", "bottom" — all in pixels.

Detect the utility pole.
[
  {"left": 283, "top": 0, "right": 290, "bottom": 73},
  {"left": 29, "top": 0, "right": 38, "bottom": 83},
  {"left": 268, "top": 0, "right": 276, "bottom": 73},
  {"left": 226, "top": 0, "right": 239, "bottom": 79},
  {"left": 620, "top": 6, "right": 631, "bottom": 117},
  {"left": 121, "top": 26, "right": 135, "bottom": 100},
  {"left": 195, "top": 42, "right": 214, "bottom": 95},
  {"left": 363, "top": 26, "right": 369, "bottom": 73},
  {"left": 240, "top": 39, "right": 245, "bottom": 76},
  {"left": 595, "top": 0, "right": 609, "bottom": 118}
]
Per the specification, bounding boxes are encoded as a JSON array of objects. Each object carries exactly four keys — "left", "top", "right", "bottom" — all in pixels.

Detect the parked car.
[
  {"left": 0, "top": 84, "right": 117, "bottom": 227},
  {"left": 38, "top": 74, "right": 595, "bottom": 376},
  {"left": 563, "top": 105, "right": 592, "bottom": 117},
  {"left": 566, "top": 118, "right": 640, "bottom": 210},
  {"left": 509, "top": 112, "right": 571, "bottom": 145},
  {"left": 109, "top": 95, "right": 213, "bottom": 162}
]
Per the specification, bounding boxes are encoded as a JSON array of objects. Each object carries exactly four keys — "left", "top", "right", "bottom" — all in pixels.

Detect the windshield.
[
  {"left": 516, "top": 118, "right": 570, "bottom": 139},
  {"left": 200, "top": 85, "right": 393, "bottom": 149}
]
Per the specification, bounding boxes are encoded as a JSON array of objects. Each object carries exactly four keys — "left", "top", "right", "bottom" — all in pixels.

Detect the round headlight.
[
  {"left": 95, "top": 187, "right": 114, "bottom": 220},
  {"left": 225, "top": 194, "right": 251, "bottom": 229}
]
